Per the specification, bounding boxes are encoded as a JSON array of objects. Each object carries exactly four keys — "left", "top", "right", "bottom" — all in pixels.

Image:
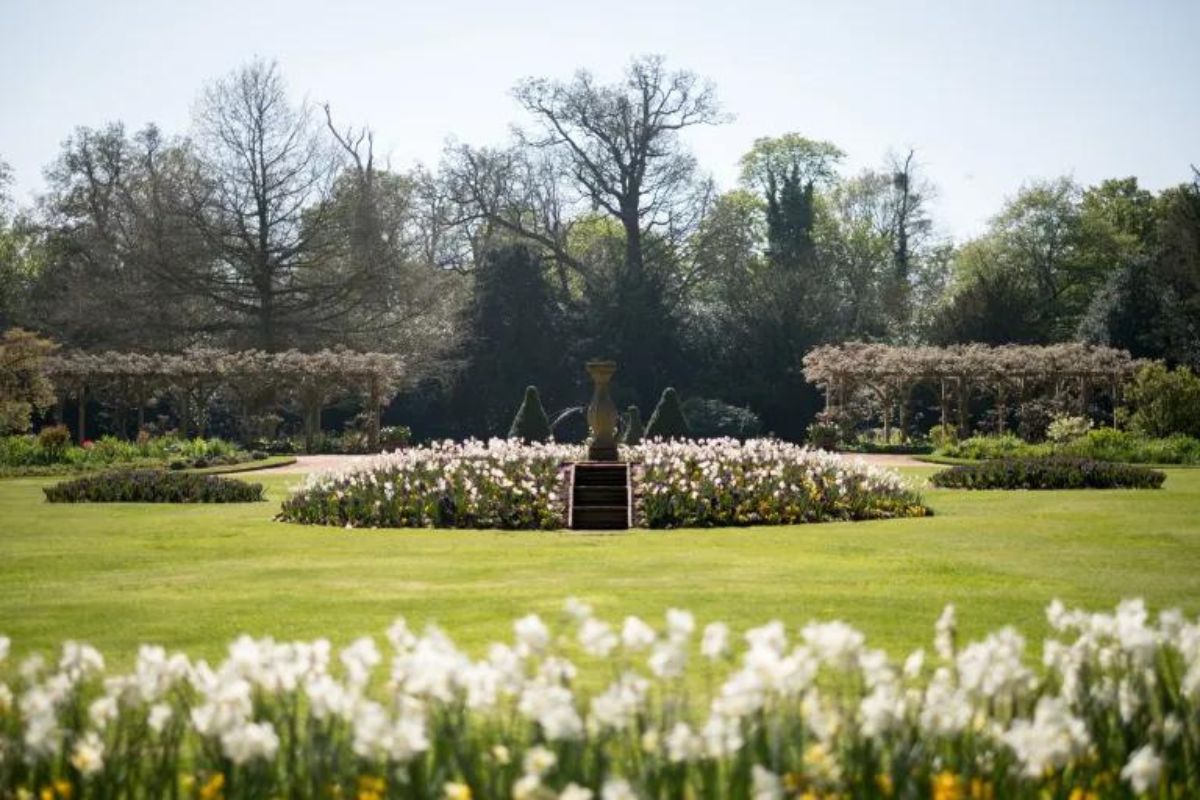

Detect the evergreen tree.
[
  {"left": 508, "top": 386, "right": 552, "bottom": 443},
  {"left": 645, "top": 388, "right": 690, "bottom": 439},
  {"left": 621, "top": 405, "right": 644, "bottom": 445},
  {"left": 448, "top": 244, "right": 568, "bottom": 437}
]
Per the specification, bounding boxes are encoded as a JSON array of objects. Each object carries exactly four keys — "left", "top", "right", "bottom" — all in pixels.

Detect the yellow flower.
[
  {"left": 876, "top": 773, "right": 894, "bottom": 797},
  {"left": 969, "top": 778, "right": 994, "bottom": 800},
  {"left": 199, "top": 772, "right": 225, "bottom": 800},
  {"left": 444, "top": 782, "right": 472, "bottom": 800},
  {"left": 53, "top": 781, "right": 73, "bottom": 800},
  {"left": 932, "top": 771, "right": 963, "bottom": 800},
  {"left": 356, "top": 775, "right": 386, "bottom": 800},
  {"left": 1067, "top": 790, "right": 1098, "bottom": 800}
]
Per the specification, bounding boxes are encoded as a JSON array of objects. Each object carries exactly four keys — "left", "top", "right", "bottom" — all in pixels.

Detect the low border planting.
[
  {"left": 43, "top": 470, "right": 265, "bottom": 503},
  {"left": 929, "top": 457, "right": 1166, "bottom": 490},
  {"left": 0, "top": 598, "right": 1194, "bottom": 798},
  {"left": 277, "top": 439, "right": 928, "bottom": 530}
]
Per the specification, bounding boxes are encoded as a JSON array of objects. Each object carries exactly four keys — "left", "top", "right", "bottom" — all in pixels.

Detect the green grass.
[{"left": 2, "top": 467, "right": 1199, "bottom": 667}]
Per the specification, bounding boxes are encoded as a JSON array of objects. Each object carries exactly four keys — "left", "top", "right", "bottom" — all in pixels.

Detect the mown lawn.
[{"left": 1, "top": 467, "right": 1199, "bottom": 666}]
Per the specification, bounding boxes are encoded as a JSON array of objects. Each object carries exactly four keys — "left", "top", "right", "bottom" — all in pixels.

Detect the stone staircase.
[{"left": 569, "top": 462, "right": 631, "bottom": 530}]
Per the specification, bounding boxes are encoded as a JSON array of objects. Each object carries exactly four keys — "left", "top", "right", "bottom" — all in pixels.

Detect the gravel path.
[{"left": 255, "top": 450, "right": 930, "bottom": 475}]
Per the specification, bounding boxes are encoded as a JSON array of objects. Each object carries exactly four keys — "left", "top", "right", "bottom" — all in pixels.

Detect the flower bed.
[
  {"left": 633, "top": 439, "right": 928, "bottom": 527},
  {"left": 0, "top": 598, "right": 1195, "bottom": 798},
  {"left": 278, "top": 439, "right": 926, "bottom": 530},
  {"left": 43, "top": 471, "right": 265, "bottom": 503},
  {"left": 0, "top": 432, "right": 255, "bottom": 477},
  {"left": 279, "top": 439, "right": 578, "bottom": 529},
  {"left": 930, "top": 457, "right": 1166, "bottom": 490}
]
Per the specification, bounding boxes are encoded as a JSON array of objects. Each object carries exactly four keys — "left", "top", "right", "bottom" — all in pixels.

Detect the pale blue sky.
[{"left": 1, "top": 0, "right": 1197, "bottom": 237}]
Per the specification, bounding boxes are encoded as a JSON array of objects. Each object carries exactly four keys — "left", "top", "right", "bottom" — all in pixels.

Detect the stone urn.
[{"left": 585, "top": 360, "right": 619, "bottom": 461}]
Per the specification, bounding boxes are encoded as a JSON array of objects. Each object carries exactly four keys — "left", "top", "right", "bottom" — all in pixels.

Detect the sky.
[{"left": 1, "top": 0, "right": 1197, "bottom": 238}]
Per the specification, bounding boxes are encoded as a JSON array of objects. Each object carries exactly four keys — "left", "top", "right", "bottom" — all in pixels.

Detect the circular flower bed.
[
  {"left": 278, "top": 438, "right": 927, "bottom": 530},
  {"left": 0, "top": 598, "right": 1194, "bottom": 798},
  {"left": 632, "top": 438, "right": 927, "bottom": 527}
]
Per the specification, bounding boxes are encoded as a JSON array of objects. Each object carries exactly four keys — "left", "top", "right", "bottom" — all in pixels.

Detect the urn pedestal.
[{"left": 585, "top": 360, "right": 619, "bottom": 462}]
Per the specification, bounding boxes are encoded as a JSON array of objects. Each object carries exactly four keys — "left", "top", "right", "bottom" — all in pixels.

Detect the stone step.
[
  {"left": 570, "top": 505, "right": 630, "bottom": 530},
  {"left": 573, "top": 485, "right": 627, "bottom": 506},
  {"left": 573, "top": 464, "right": 628, "bottom": 486}
]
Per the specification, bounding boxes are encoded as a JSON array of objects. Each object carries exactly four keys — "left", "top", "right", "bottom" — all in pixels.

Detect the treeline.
[{"left": 1, "top": 56, "right": 1197, "bottom": 442}]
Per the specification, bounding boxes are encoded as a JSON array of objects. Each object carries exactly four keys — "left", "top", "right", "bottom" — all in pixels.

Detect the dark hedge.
[
  {"left": 44, "top": 470, "right": 265, "bottom": 503},
  {"left": 929, "top": 458, "right": 1165, "bottom": 490}
]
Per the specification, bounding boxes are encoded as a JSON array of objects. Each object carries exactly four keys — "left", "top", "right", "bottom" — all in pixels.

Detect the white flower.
[
  {"left": 903, "top": 648, "right": 925, "bottom": 679},
  {"left": 1121, "top": 745, "right": 1163, "bottom": 794},
  {"left": 621, "top": 617, "right": 657, "bottom": 652},
  {"left": 515, "top": 614, "right": 551, "bottom": 657},
  {"left": 600, "top": 778, "right": 637, "bottom": 800},
  {"left": 579, "top": 619, "right": 618, "bottom": 658},
  {"left": 513, "top": 774, "right": 545, "bottom": 800},
  {"left": 148, "top": 703, "right": 173, "bottom": 734},
  {"left": 0, "top": 635, "right": 9, "bottom": 663},
  {"left": 701, "top": 622, "right": 730, "bottom": 661},
  {"left": 801, "top": 621, "right": 864, "bottom": 668},
  {"left": 563, "top": 597, "right": 593, "bottom": 623},
  {"left": 220, "top": 720, "right": 280, "bottom": 765},
  {"left": 88, "top": 696, "right": 118, "bottom": 729},
  {"left": 1001, "top": 696, "right": 1089, "bottom": 778},
  {"left": 935, "top": 605, "right": 957, "bottom": 660},
  {"left": 560, "top": 783, "right": 594, "bottom": 800},
  {"left": 70, "top": 731, "right": 105, "bottom": 776},
  {"left": 523, "top": 745, "right": 557, "bottom": 777},
  {"left": 751, "top": 765, "right": 783, "bottom": 800},
  {"left": 665, "top": 722, "right": 702, "bottom": 763},
  {"left": 666, "top": 608, "right": 695, "bottom": 641},
  {"left": 648, "top": 640, "right": 687, "bottom": 679}
]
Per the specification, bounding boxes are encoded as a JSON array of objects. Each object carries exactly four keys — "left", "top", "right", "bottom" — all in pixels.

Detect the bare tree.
[
  {"left": 511, "top": 55, "right": 728, "bottom": 282},
  {"left": 192, "top": 59, "right": 343, "bottom": 349}
]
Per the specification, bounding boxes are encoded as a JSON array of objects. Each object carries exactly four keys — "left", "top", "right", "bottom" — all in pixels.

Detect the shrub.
[
  {"left": 927, "top": 423, "right": 957, "bottom": 449},
  {"left": 43, "top": 470, "right": 264, "bottom": 503},
  {"left": 644, "top": 387, "right": 690, "bottom": 440},
  {"left": 621, "top": 405, "right": 643, "bottom": 445},
  {"left": 379, "top": 424, "right": 412, "bottom": 450},
  {"left": 36, "top": 424, "right": 71, "bottom": 458},
  {"left": 1126, "top": 363, "right": 1200, "bottom": 438},
  {"left": 508, "top": 385, "right": 552, "bottom": 443},
  {"left": 938, "top": 433, "right": 1041, "bottom": 460},
  {"left": 634, "top": 438, "right": 928, "bottom": 528},
  {"left": 938, "top": 429, "right": 1200, "bottom": 465},
  {"left": 929, "top": 458, "right": 1165, "bottom": 490},
  {"left": 805, "top": 422, "right": 840, "bottom": 451},
  {"left": 1046, "top": 414, "right": 1092, "bottom": 444},
  {"left": 680, "top": 397, "right": 763, "bottom": 439},
  {"left": 1, "top": 598, "right": 1193, "bottom": 798}
]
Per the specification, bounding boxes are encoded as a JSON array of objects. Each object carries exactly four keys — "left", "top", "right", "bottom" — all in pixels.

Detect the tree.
[
  {"left": 645, "top": 387, "right": 690, "bottom": 439},
  {"left": 510, "top": 56, "right": 726, "bottom": 403},
  {"left": 621, "top": 405, "right": 644, "bottom": 445},
  {"left": 447, "top": 244, "right": 569, "bottom": 437},
  {"left": 28, "top": 124, "right": 214, "bottom": 349},
  {"left": 192, "top": 59, "right": 343, "bottom": 349},
  {"left": 0, "top": 328, "right": 57, "bottom": 433},
  {"left": 508, "top": 386, "right": 552, "bottom": 443}
]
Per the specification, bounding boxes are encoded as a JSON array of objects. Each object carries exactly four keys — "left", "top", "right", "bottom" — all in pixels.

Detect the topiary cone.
[
  {"left": 645, "top": 387, "right": 691, "bottom": 440},
  {"left": 622, "top": 405, "right": 644, "bottom": 445},
  {"left": 508, "top": 386, "right": 552, "bottom": 443}
]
